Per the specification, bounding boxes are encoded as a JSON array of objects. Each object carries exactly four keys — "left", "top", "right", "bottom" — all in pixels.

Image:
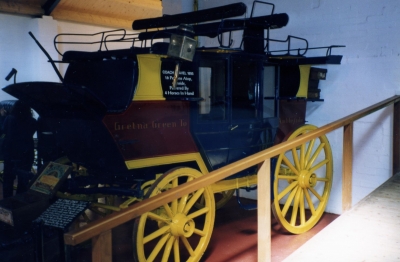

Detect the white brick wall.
[{"left": 200, "top": 0, "right": 400, "bottom": 214}]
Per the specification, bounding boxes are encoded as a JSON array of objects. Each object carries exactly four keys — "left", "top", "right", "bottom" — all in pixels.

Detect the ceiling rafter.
[
  {"left": 0, "top": 0, "right": 45, "bottom": 16},
  {"left": 0, "top": 0, "right": 162, "bottom": 29},
  {"left": 113, "top": 0, "right": 161, "bottom": 8}
]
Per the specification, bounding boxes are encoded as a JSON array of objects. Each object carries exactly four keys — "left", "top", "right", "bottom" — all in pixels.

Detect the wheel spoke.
[
  {"left": 177, "top": 195, "right": 189, "bottom": 213},
  {"left": 309, "top": 186, "right": 323, "bottom": 201},
  {"left": 178, "top": 194, "right": 189, "bottom": 214},
  {"left": 198, "top": 196, "right": 205, "bottom": 206},
  {"left": 309, "top": 159, "right": 329, "bottom": 174},
  {"left": 304, "top": 188, "right": 316, "bottom": 215},
  {"left": 193, "top": 228, "right": 206, "bottom": 237},
  {"left": 187, "top": 206, "right": 209, "bottom": 219},
  {"left": 281, "top": 185, "right": 299, "bottom": 217},
  {"left": 147, "top": 233, "right": 170, "bottom": 262},
  {"left": 277, "top": 175, "right": 298, "bottom": 181},
  {"left": 306, "top": 142, "right": 325, "bottom": 170},
  {"left": 291, "top": 147, "right": 301, "bottom": 170},
  {"left": 304, "top": 139, "right": 316, "bottom": 167},
  {"left": 171, "top": 177, "right": 178, "bottom": 213},
  {"left": 300, "top": 143, "right": 306, "bottom": 169},
  {"left": 181, "top": 236, "right": 195, "bottom": 256},
  {"left": 143, "top": 225, "right": 170, "bottom": 244},
  {"left": 184, "top": 188, "right": 205, "bottom": 214},
  {"left": 290, "top": 187, "right": 301, "bottom": 226},
  {"left": 277, "top": 181, "right": 298, "bottom": 201},
  {"left": 147, "top": 211, "right": 170, "bottom": 224},
  {"left": 163, "top": 203, "right": 174, "bottom": 219},
  {"left": 174, "top": 237, "right": 180, "bottom": 262},
  {"left": 299, "top": 189, "right": 305, "bottom": 225},
  {"left": 162, "top": 235, "right": 175, "bottom": 262},
  {"left": 177, "top": 177, "right": 194, "bottom": 213},
  {"left": 282, "top": 155, "right": 300, "bottom": 176}
]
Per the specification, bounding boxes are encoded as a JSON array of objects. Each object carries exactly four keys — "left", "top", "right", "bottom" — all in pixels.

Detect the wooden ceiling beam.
[
  {"left": 0, "top": 0, "right": 44, "bottom": 16},
  {"left": 51, "top": 8, "right": 155, "bottom": 29},
  {"left": 0, "top": 0, "right": 163, "bottom": 30},
  {"left": 50, "top": 0, "right": 162, "bottom": 30},
  {"left": 113, "top": 0, "right": 161, "bottom": 8}
]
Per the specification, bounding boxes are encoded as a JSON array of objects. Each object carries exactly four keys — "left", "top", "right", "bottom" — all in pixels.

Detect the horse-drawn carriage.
[{"left": 2, "top": 1, "right": 343, "bottom": 261}]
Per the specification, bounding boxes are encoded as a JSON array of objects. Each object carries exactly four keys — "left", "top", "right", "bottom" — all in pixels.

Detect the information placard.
[
  {"left": 34, "top": 199, "right": 89, "bottom": 230},
  {"left": 160, "top": 60, "right": 197, "bottom": 99}
]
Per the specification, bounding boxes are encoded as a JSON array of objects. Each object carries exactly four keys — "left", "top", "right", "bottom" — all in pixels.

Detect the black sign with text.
[
  {"left": 34, "top": 199, "right": 89, "bottom": 230},
  {"left": 161, "top": 60, "right": 197, "bottom": 98}
]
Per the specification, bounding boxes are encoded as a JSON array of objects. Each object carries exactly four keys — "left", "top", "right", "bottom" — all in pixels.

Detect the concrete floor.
[{"left": 284, "top": 173, "right": 400, "bottom": 262}]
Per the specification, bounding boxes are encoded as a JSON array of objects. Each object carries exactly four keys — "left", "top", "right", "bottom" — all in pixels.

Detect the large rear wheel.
[
  {"left": 133, "top": 167, "right": 215, "bottom": 262},
  {"left": 272, "top": 125, "right": 333, "bottom": 234}
]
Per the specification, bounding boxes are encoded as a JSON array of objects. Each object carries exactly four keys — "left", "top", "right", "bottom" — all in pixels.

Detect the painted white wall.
[
  {"left": 0, "top": 14, "right": 52, "bottom": 99},
  {"left": 199, "top": 0, "right": 400, "bottom": 214},
  {"left": 163, "top": 0, "right": 194, "bottom": 15}
]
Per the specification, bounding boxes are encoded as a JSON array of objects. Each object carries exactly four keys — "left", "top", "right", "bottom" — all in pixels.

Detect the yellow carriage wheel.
[
  {"left": 272, "top": 125, "right": 333, "bottom": 234},
  {"left": 133, "top": 167, "right": 215, "bottom": 262}
]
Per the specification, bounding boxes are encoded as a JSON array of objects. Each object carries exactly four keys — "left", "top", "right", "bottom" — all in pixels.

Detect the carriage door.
[
  {"left": 227, "top": 56, "right": 265, "bottom": 174},
  {"left": 194, "top": 56, "right": 231, "bottom": 170}
]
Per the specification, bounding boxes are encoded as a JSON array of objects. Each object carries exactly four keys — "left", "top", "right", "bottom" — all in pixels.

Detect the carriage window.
[
  {"left": 198, "top": 59, "right": 227, "bottom": 121},
  {"left": 232, "top": 60, "right": 258, "bottom": 119},
  {"left": 263, "top": 66, "right": 276, "bottom": 118}
]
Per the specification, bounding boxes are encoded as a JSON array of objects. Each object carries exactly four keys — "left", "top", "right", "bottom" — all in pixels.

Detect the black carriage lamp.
[
  {"left": 5, "top": 68, "right": 17, "bottom": 84},
  {"left": 167, "top": 24, "right": 197, "bottom": 88}
]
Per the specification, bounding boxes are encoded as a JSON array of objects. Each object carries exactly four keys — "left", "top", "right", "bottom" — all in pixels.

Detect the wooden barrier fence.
[{"left": 64, "top": 95, "right": 400, "bottom": 262}]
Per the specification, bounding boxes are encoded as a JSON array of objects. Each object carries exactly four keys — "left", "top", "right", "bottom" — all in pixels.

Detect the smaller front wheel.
[{"left": 133, "top": 167, "right": 215, "bottom": 262}]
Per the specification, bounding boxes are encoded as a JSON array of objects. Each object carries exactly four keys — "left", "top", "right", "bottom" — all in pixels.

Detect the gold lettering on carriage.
[{"left": 114, "top": 119, "right": 188, "bottom": 130}]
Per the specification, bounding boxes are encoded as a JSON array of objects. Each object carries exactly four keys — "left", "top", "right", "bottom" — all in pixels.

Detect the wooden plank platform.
[{"left": 284, "top": 173, "right": 400, "bottom": 262}]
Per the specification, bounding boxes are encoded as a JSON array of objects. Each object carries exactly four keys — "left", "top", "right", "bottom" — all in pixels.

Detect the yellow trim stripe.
[
  {"left": 296, "top": 65, "right": 311, "bottom": 98},
  {"left": 125, "top": 153, "right": 209, "bottom": 174}
]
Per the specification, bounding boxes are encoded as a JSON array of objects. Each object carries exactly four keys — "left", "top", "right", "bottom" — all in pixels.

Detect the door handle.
[{"left": 230, "top": 125, "right": 238, "bottom": 131}]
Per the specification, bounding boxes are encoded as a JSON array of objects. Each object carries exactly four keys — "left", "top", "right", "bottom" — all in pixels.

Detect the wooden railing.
[{"left": 64, "top": 95, "right": 400, "bottom": 262}]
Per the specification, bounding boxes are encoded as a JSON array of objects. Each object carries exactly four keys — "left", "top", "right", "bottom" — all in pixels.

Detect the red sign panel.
[
  {"left": 102, "top": 101, "right": 198, "bottom": 160},
  {"left": 275, "top": 100, "right": 307, "bottom": 144}
]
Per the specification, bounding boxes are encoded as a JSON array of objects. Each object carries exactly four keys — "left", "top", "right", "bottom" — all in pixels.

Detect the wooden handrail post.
[
  {"left": 393, "top": 101, "right": 400, "bottom": 174},
  {"left": 257, "top": 159, "right": 271, "bottom": 262},
  {"left": 92, "top": 229, "right": 112, "bottom": 262},
  {"left": 342, "top": 123, "right": 353, "bottom": 212}
]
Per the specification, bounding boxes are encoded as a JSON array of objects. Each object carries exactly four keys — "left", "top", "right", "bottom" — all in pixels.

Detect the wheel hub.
[
  {"left": 170, "top": 213, "right": 195, "bottom": 237},
  {"left": 298, "top": 170, "right": 317, "bottom": 189}
]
